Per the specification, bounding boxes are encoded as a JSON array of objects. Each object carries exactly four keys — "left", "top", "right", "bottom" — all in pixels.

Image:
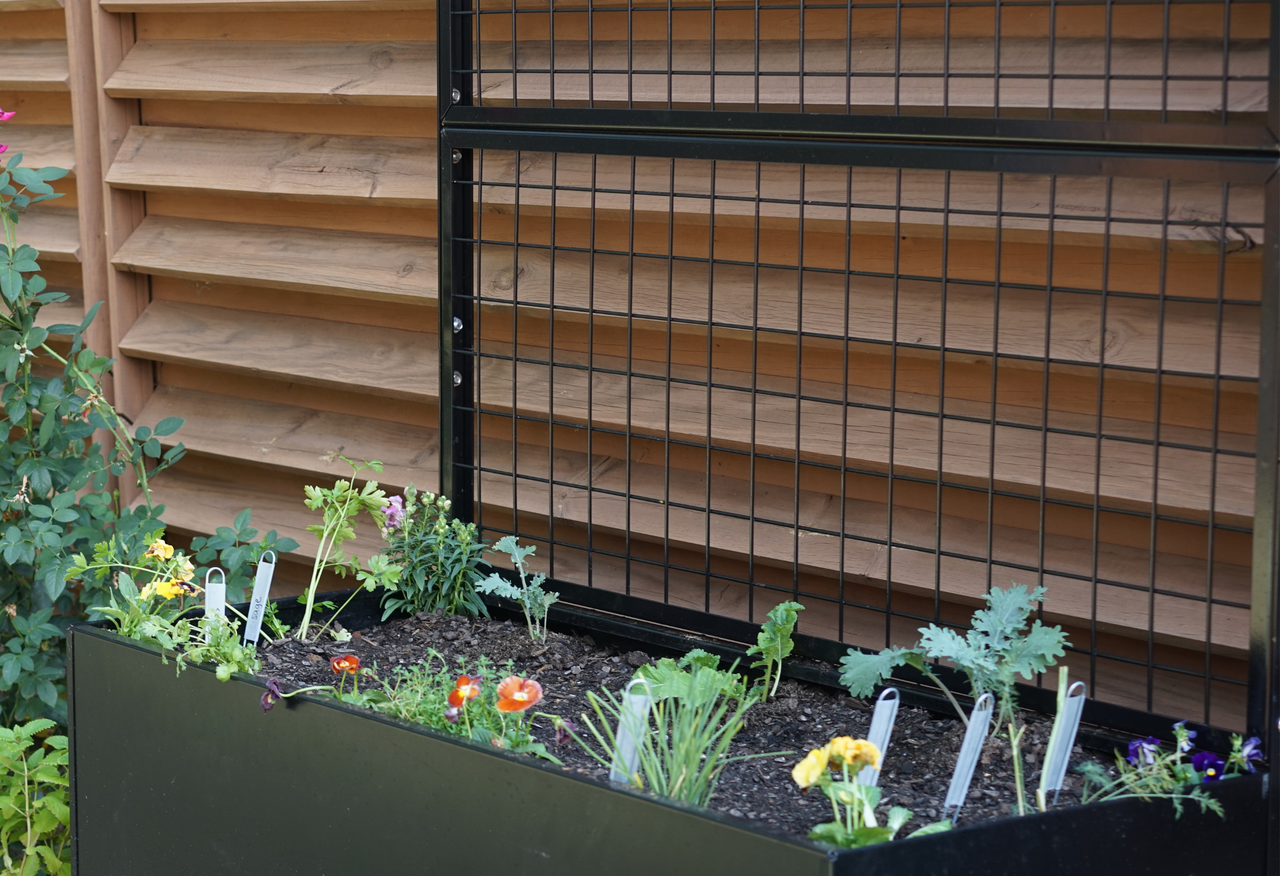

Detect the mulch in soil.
[{"left": 260, "top": 609, "right": 1112, "bottom": 840}]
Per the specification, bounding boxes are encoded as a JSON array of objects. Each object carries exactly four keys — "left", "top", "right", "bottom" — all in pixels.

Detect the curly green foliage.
[
  {"left": 745, "top": 601, "right": 803, "bottom": 700},
  {"left": 840, "top": 585, "right": 1068, "bottom": 727},
  {"left": 380, "top": 486, "right": 488, "bottom": 619},
  {"left": 0, "top": 719, "right": 69, "bottom": 875},
  {"left": 475, "top": 537, "right": 558, "bottom": 642}
]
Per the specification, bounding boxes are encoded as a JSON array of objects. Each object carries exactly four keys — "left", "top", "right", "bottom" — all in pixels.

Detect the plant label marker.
[
  {"left": 943, "top": 692, "right": 995, "bottom": 823},
  {"left": 242, "top": 551, "right": 277, "bottom": 646},
  {"left": 609, "top": 679, "right": 653, "bottom": 786},
  {"left": 858, "top": 687, "right": 899, "bottom": 786},
  {"left": 204, "top": 568, "right": 226, "bottom": 629},
  {"left": 1042, "top": 681, "right": 1087, "bottom": 804}
]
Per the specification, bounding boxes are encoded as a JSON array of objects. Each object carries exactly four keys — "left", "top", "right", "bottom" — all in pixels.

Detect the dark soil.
[{"left": 260, "top": 609, "right": 1110, "bottom": 840}]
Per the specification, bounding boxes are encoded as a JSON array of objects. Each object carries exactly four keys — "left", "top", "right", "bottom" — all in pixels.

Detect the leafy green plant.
[
  {"left": 181, "top": 616, "right": 261, "bottom": 682},
  {"left": 295, "top": 458, "right": 402, "bottom": 641},
  {"left": 791, "top": 736, "right": 949, "bottom": 848},
  {"left": 634, "top": 649, "right": 748, "bottom": 705},
  {"left": 475, "top": 537, "right": 558, "bottom": 642},
  {"left": 188, "top": 509, "right": 298, "bottom": 604},
  {"left": 379, "top": 486, "right": 488, "bottom": 619},
  {"left": 1078, "top": 721, "right": 1229, "bottom": 818},
  {"left": 0, "top": 719, "right": 69, "bottom": 875},
  {"left": 839, "top": 584, "right": 1068, "bottom": 729},
  {"left": 745, "top": 601, "right": 803, "bottom": 700},
  {"left": 565, "top": 661, "right": 773, "bottom": 806}
]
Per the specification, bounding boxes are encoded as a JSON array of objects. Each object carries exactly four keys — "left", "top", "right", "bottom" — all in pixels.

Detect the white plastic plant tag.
[
  {"left": 203, "top": 568, "right": 226, "bottom": 625},
  {"left": 609, "top": 679, "right": 653, "bottom": 786},
  {"left": 1042, "top": 681, "right": 1087, "bottom": 802},
  {"left": 943, "top": 692, "right": 995, "bottom": 821},
  {"left": 858, "top": 687, "right": 900, "bottom": 786},
  {"left": 241, "top": 551, "right": 276, "bottom": 646}
]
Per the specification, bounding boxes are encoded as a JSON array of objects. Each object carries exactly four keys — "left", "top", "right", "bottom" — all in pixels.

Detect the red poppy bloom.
[
  {"left": 448, "top": 675, "right": 482, "bottom": 708},
  {"left": 496, "top": 676, "right": 543, "bottom": 712},
  {"left": 330, "top": 655, "right": 360, "bottom": 675}
]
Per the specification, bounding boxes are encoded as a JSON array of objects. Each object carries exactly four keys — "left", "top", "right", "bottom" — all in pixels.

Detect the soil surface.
[{"left": 261, "top": 609, "right": 1112, "bottom": 839}]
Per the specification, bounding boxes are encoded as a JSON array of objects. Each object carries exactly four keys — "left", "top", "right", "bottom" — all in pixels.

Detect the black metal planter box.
[{"left": 68, "top": 609, "right": 1268, "bottom": 876}]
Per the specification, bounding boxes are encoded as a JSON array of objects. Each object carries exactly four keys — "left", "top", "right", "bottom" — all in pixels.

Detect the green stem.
[
  {"left": 1009, "top": 722, "right": 1028, "bottom": 816},
  {"left": 297, "top": 485, "right": 360, "bottom": 640},
  {"left": 311, "top": 585, "right": 363, "bottom": 641},
  {"left": 920, "top": 665, "right": 969, "bottom": 727}
]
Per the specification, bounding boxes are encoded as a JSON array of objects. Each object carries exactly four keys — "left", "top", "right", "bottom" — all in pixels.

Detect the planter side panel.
[
  {"left": 69, "top": 628, "right": 830, "bottom": 876},
  {"left": 841, "top": 772, "right": 1268, "bottom": 876}
]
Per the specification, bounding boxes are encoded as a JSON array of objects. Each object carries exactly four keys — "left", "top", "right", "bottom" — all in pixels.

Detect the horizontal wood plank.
[
  {"left": 105, "top": 0, "right": 425, "bottom": 10},
  {"left": 0, "top": 124, "right": 76, "bottom": 171},
  {"left": 108, "top": 125, "right": 433, "bottom": 206},
  {"left": 16, "top": 209, "right": 80, "bottom": 261},
  {"left": 0, "top": 40, "right": 69, "bottom": 90},
  {"left": 477, "top": 38, "right": 1270, "bottom": 114},
  {"left": 119, "top": 300, "right": 436, "bottom": 401},
  {"left": 105, "top": 41, "right": 434, "bottom": 105},
  {"left": 0, "top": 0, "right": 63, "bottom": 9},
  {"left": 113, "top": 215, "right": 436, "bottom": 303}
]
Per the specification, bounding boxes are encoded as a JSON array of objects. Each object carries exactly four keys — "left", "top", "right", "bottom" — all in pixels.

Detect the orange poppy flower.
[
  {"left": 448, "top": 675, "right": 483, "bottom": 708},
  {"left": 496, "top": 676, "right": 543, "bottom": 712},
  {"left": 330, "top": 655, "right": 360, "bottom": 675}
]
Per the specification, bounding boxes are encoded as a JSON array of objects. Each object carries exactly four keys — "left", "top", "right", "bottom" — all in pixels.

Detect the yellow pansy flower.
[
  {"left": 138, "top": 583, "right": 155, "bottom": 600},
  {"left": 177, "top": 556, "right": 195, "bottom": 582},
  {"left": 791, "top": 745, "right": 830, "bottom": 789},
  {"left": 144, "top": 539, "right": 174, "bottom": 561},
  {"left": 828, "top": 737, "right": 881, "bottom": 773},
  {"left": 155, "top": 579, "right": 185, "bottom": 600}
]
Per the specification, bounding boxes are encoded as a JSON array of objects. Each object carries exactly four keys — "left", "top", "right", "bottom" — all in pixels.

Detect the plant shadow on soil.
[{"left": 261, "top": 609, "right": 1110, "bottom": 839}]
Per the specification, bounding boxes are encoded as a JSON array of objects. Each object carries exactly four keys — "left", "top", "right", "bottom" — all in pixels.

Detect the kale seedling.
[
  {"left": 634, "top": 649, "right": 748, "bottom": 706},
  {"left": 475, "top": 536, "right": 558, "bottom": 642},
  {"left": 745, "top": 601, "right": 803, "bottom": 700},
  {"left": 839, "top": 584, "right": 1068, "bottom": 729}
]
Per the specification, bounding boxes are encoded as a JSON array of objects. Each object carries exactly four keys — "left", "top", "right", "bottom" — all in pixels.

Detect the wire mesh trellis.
[{"left": 437, "top": 0, "right": 1279, "bottom": 752}]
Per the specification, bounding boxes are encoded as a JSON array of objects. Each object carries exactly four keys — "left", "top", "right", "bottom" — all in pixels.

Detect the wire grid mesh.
[
  {"left": 456, "top": 149, "right": 1265, "bottom": 730},
  {"left": 459, "top": 0, "right": 1272, "bottom": 122}
]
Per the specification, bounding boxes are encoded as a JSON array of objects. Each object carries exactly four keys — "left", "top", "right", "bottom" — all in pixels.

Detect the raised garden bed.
[{"left": 68, "top": 592, "right": 1268, "bottom": 876}]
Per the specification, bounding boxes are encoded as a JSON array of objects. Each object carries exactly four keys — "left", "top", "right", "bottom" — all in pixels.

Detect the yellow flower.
[
  {"left": 791, "top": 745, "right": 830, "bottom": 789},
  {"left": 828, "top": 737, "right": 881, "bottom": 773},
  {"left": 154, "top": 579, "right": 185, "bottom": 600},
  {"left": 177, "top": 556, "right": 195, "bottom": 581},
  {"left": 144, "top": 539, "right": 174, "bottom": 561},
  {"left": 138, "top": 583, "right": 155, "bottom": 600}
]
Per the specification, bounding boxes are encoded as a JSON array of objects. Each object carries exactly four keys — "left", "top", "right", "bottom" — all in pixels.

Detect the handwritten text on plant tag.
[
  {"left": 609, "top": 679, "right": 653, "bottom": 786},
  {"left": 204, "top": 568, "right": 226, "bottom": 626},
  {"left": 944, "top": 692, "right": 995, "bottom": 821},
  {"left": 1041, "top": 681, "right": 1087, "bottom": 799},
  {"left": 858, "top": 687, "right": 899, "bottom": 786},
  {"left": 242, "top": 551, "right": 277, "bottom": 646}
]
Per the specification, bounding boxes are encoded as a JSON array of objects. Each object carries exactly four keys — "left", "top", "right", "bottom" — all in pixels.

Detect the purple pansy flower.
[
  {"left": 554, "top": 718, "right": 578, "bottom": 746},
  {"left": 444, "top": 706, "right": 461, "bottom": 725},
  {"left": 1127, "top": 736, "right": 1162, "bottom": 766},
  {"left": 1173, "top": 721, "right": 1197, "bottom": 752},
  {"left": 1192, "top": 750, "right": 1225, "bottom": 782},
  {"left": 260, "top": 678, "right": 284, "bottom": 713},
  {"left": 1240, "top": 736, "right": 1264, "bottom": 773}
]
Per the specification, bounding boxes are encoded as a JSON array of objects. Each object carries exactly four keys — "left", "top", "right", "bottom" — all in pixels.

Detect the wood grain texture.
[
  {"left": 0, "top": 124, "right": 76, "bottom": 171},
  {"left": 105, "top": 0, "right": 426, "bottom": 10},
  {"left": 107, "top": 125, "right": 433, "bottom": 206},
  {"left": 481, "top": 153, "right": 1265, "bottom": 250},
  {"left": 119, "top": 300, "right": 436, "bottom": 401},
  {"left": 0, "top": 40, "right": 70, "bottom": 90},
  {"left": 476, "top": 38, "right": 1270, "bottom": 113},
  {"left": 17, "top": 210, "right": 80, "bottom": 260},
  {"left": 113, "top": 215, "right": 436, "bottom": 302},
  {"left": 0, "top": 0, "right": 64, "bottom": 10},
  {"left": 478, "top": 247, "right": 1261, "bottom": 380},
  {"left": 104, "top": 41, "right": 435, "bottom": 105}
]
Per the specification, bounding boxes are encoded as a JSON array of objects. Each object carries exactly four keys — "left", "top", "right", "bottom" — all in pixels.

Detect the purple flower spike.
[
  {"left": 1126, "top": 736, "right": 1161, "bottom": 766},
  {"left": 1192, "top": 750, "right": 1225, "bottom": 782},
  {"left": 381, "top": 496, "right": 406, "bottom": 531},
  {"left": 555, "top": 719, "right": 578, "bottom": 745},
  {"left": 444, "top": 706, "right": 461, "bottom": 725},
  {"left": 260, "top": 678, "right": 284, "bottom": 713}
]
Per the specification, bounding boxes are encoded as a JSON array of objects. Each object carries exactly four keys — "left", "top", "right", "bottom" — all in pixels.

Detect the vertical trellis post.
[{"left": 438, "top": 0, "right": 474, "bottom": 522}]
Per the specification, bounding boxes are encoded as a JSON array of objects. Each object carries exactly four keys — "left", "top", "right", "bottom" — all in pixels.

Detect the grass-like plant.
[
  {"left": 379, "top": 486, "right": 488, "bottom": 619},
  {"left": 839, "top": 584, "right": 1067, "bottom": 729}
]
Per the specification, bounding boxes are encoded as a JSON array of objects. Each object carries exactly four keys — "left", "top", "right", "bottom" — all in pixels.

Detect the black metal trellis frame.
[{"left": 440, "top": 0, "right": 1280, "bottom": 859}]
